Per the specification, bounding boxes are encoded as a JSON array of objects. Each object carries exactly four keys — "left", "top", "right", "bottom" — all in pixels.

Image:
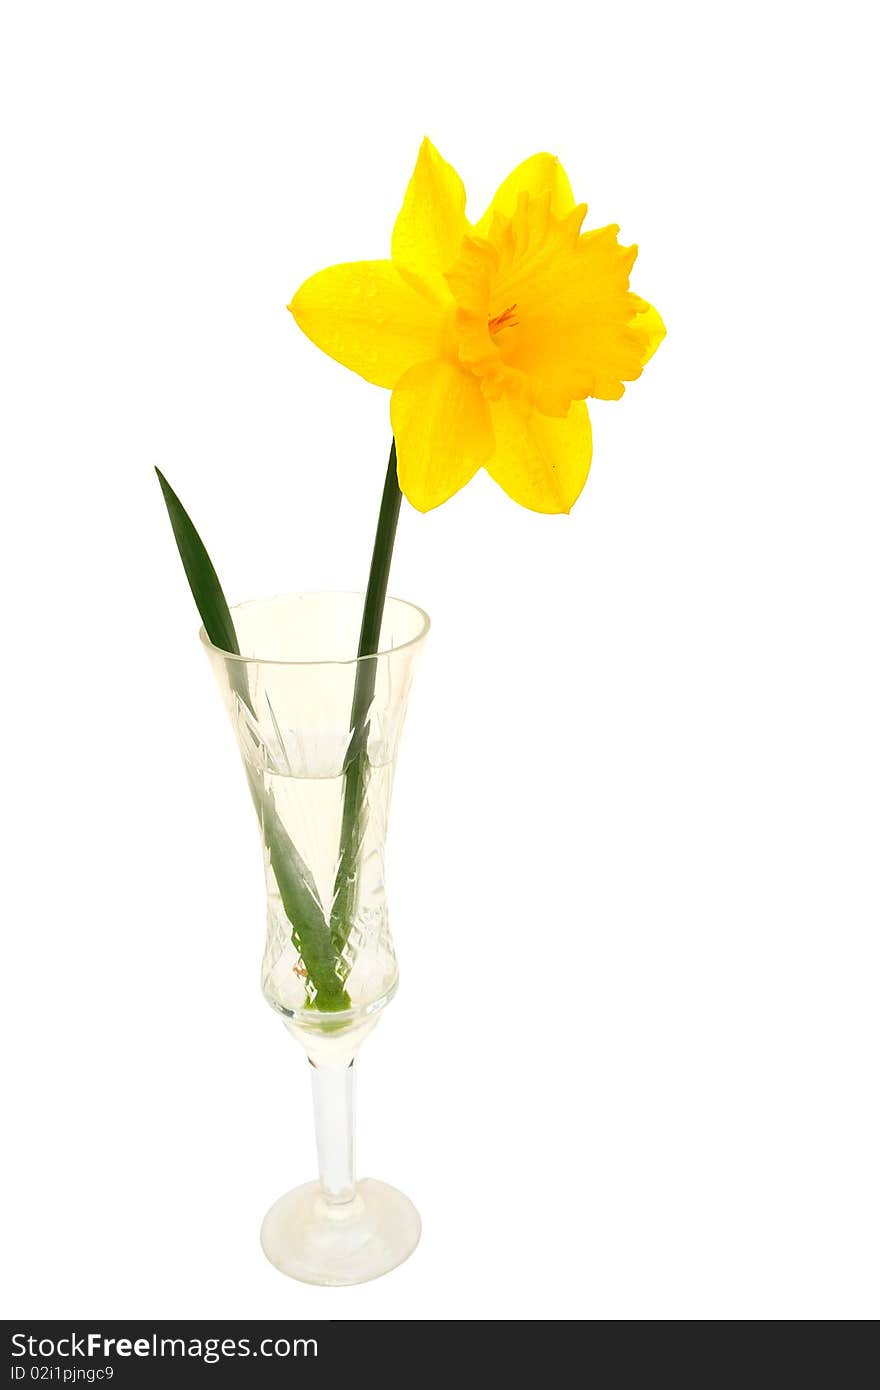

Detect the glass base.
[{"left": 260, "top": 1178, "right": 421, "bottom": 1286}]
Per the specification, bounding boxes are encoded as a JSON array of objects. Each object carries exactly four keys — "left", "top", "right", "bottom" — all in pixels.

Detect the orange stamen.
[{"left": 488, "top": 303, "right": 519, "bottom": 335}]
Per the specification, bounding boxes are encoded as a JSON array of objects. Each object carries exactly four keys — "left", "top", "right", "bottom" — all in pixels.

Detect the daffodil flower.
[
  {"left": 290, "top": 138, "right": 664, "bottom": 515},
  {"left": 287, "top": 140, "right": 666, "bottom": 986}
]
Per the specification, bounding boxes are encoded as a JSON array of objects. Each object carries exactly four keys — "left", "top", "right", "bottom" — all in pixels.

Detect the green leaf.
[
  {"left": 155, "top": 467, "right": 351, "bottom": 1013},
  {"left": 259, "top": 775, "right": 351, "bottom": 1011},
  {"left": 155, "top": 467, "right": 240, "bottom": 656}
]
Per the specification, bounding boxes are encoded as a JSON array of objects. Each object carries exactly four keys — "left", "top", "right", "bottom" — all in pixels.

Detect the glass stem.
[
  {"left": 309, "top": 1059, "right": 356, "bottom": 1204},
  {"left": 329, "top": 439, "right": 402, "bottom": 963}
]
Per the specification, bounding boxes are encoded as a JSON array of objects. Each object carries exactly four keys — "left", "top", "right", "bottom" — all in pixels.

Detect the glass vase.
[{"left": 202, "top": 591, "right": 429, "bottom": 1285}]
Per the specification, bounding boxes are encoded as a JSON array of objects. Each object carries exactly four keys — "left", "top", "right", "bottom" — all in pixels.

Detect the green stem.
[{"left": 329, "top": 439, "right": 403, "bottom": 964}]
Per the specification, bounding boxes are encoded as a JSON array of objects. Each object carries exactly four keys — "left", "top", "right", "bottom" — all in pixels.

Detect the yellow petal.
[
  {"left": 391, "top": 138, "right": 468, "bottom": 297},
  {"left": 632, "top": 300, "right": 666, "bottom": 364},
  {"left": 489, "top": 224, "right": 654, "bottom": 408},
  {"left": 474, "top": 153, "right": 575, "bottom": 239},
  {"left": 391, "top": 359, "right": 493, "bottom": 512},
  {"left": 289, "top": 260, "right": 447, "bottom": 389},
  {"left": 486, "top": 396, "right": 591, "bottom": 514}
]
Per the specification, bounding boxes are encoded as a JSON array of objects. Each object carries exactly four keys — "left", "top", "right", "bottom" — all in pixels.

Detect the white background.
[{"left": 1, "top": 1, "right": 877, "bottom": 1321}]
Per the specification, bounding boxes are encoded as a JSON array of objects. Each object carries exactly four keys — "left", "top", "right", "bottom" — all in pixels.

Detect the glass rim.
[{"left": 198, "top": 590, "right": 431, "bottom": 669}]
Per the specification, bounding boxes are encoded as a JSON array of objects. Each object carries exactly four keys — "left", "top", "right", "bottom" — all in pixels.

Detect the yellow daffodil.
[{"left": 289, "top": 139, "right": 664, "bottom": 515}]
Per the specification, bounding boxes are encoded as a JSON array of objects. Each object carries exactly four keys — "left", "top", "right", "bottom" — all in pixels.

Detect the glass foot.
[{"left": 260, "top": 1178, "right": 421, "bottom": 1286}]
